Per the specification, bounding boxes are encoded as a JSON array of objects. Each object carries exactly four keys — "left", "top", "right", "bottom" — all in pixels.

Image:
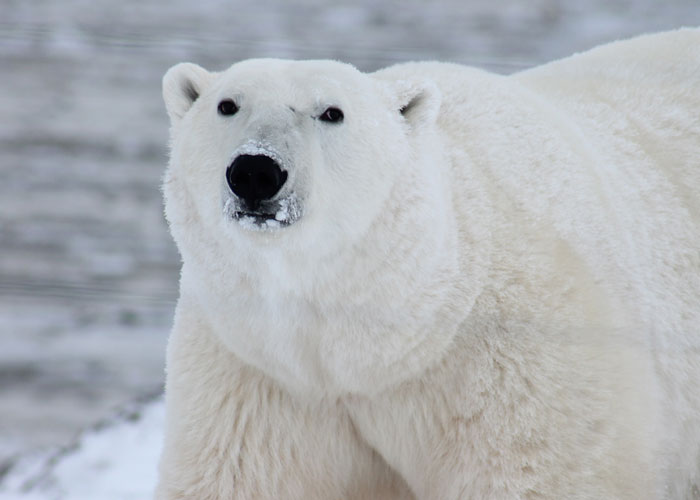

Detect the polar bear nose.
[{"left": 226, "top": 154, "right": 288, "bottom": 209}]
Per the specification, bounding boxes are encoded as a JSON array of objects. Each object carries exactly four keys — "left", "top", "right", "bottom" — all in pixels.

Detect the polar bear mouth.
[
  {"left": 223, "top": 193, "right": 302, "bottom": 231},
  {"left": 235, "top": 209, "right": 289, "bottom": 228}
]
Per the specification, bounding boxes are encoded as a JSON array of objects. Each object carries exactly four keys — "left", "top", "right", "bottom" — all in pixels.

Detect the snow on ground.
[{"left": 0, "top": 398, "right": 163, "bottom": 500}]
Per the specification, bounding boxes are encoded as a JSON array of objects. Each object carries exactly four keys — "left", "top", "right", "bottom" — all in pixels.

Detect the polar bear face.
[
  {"left": 163, "top": 59, "right": 441, "bottom": 262},
  {"left": 162, "top": 59, "right": 461, "bottom": 394}
]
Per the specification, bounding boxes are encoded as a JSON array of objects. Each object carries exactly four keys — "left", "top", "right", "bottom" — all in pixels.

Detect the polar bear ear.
[
  {"left": 390, "top": 79, "right": 442, "bottom": 128},
  {"left": 162, "top": 62, "right": 213, "bottom": 124}
]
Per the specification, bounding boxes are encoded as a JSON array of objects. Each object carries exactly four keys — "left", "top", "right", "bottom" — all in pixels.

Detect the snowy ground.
[
  {"left": 0, "top": 398, "right": 164, "bottom": 500},
  {"left": 1, "top": 0, "right": 699, "bottom": 498}
]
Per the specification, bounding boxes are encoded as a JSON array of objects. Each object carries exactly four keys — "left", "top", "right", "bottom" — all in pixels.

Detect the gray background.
[{"left": 1, "top": 0, "right": 699, "bottom": 471}]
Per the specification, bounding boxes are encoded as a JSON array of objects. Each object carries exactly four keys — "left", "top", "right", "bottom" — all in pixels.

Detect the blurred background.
[{"left": 1, "top": 0, "right": 699, "bottom": 490}]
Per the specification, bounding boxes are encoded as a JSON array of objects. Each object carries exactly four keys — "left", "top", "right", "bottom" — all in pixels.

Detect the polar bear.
[{"left": 156, "top": 29, "right": 700, "bottom": 500}]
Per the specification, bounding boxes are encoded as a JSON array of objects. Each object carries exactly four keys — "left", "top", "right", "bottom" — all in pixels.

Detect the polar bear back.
[{"left": 517, "top": 28, "right": 700, "bottom": 221}]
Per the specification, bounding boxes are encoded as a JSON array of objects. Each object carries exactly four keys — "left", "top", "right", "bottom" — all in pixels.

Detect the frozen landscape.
[{"left": 1, "top": 0, "right": 699, "bottom": 497}]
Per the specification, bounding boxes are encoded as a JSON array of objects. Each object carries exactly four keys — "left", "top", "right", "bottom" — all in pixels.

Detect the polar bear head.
[
  {"left": 162, "top": 59, "right": 442, "bottom": 262},
  {"left": 162, "top": 59, "right": 470, "bottom": 394}
]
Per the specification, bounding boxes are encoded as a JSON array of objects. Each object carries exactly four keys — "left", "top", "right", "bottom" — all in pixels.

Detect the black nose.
[{"left": 226, "top": 155, "right": 288, "bottom": 209}]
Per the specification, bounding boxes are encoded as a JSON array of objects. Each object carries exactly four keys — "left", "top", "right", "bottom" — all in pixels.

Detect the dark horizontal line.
[{"left": 0, "top": 277, "right": 177, "bottom": 306}]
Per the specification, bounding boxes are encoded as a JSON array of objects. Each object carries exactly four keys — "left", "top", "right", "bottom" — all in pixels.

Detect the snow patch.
[{"left": 0, "top": 398, "right": 164, "bottom": 500}]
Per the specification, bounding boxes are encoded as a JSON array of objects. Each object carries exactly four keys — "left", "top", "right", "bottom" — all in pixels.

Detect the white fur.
[{"left": 156, "top": 29, "right": 700, "bottom": 499}]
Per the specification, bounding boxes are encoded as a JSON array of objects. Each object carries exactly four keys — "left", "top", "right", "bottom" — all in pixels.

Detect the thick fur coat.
[{"left": 156, "top": 29, "right": 700, "bottom": 499}]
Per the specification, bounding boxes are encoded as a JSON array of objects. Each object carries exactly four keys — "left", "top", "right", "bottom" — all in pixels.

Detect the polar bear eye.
[
  {"left": 319, "top": 107, "right": 344, "bottom": 123},
  {"left": 217, "top": 99, "right": 239, "bottom": 116}
]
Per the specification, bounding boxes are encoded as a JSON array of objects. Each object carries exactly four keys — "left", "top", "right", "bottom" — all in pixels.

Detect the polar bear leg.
[{"left": 154, "top": 299, "right": 411, "bottom": 500}]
